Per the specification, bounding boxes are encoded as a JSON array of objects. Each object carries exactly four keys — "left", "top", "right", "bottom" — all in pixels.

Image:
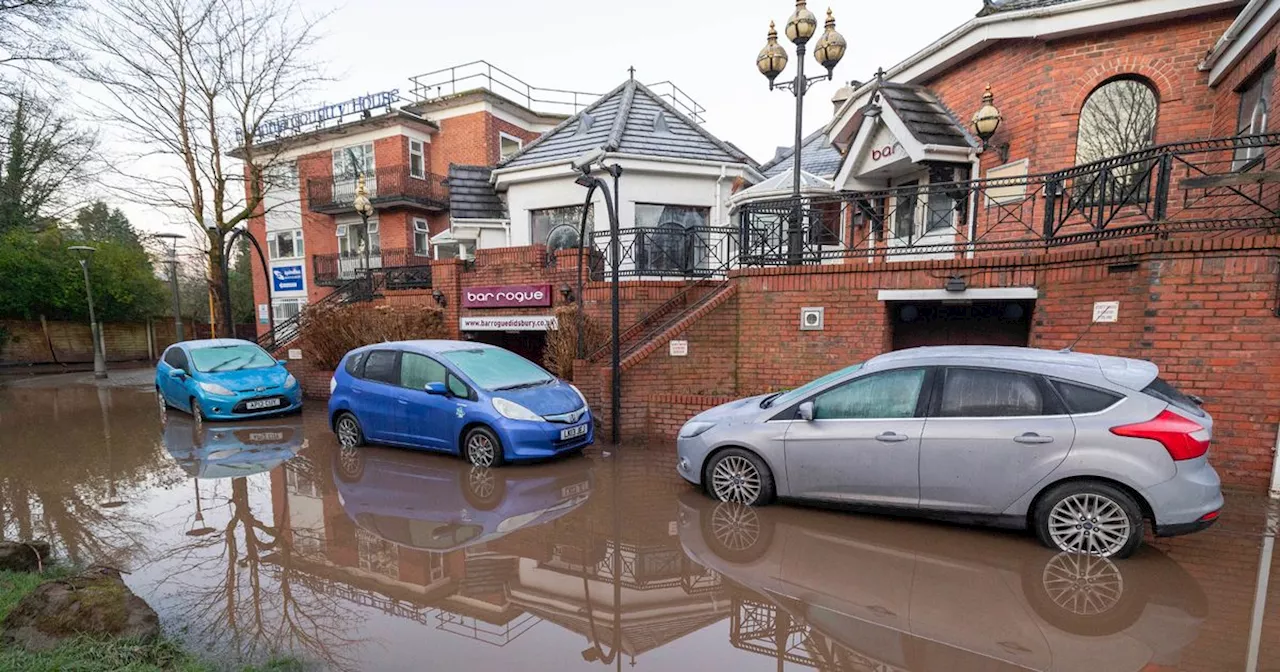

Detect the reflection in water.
[
  {"left": 0, "top": 382, "right": 1251, "bottom": 670},
  {"left": 678, "top": 495, "right": 1209, "bottom": 671}
]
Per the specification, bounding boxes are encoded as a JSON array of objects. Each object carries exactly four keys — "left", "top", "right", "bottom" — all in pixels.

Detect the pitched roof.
[
  {"left": 878, "top": 82, "right": 976, "bottom": 149},
  {"left": 498, "top": 80, "right": 756, "bottom": 169},
  {"left": 976, "top": 0, "right": 1082, "bottom": 15},
  {"left": 760, "top": 129, "right": 845, "bottom": 179},
  {"left": 446, "top": 164, "right": 505, "bottom": 220}
]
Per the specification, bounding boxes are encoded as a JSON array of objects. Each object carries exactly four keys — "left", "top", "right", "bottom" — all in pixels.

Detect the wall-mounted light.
[
  {"left": 971, "top": 84, "right": 1010, "bottom": 163},
  {"left": 431, "top": 289, "right": 447, "bottom": 307},
  {"left": 559, "top": 283, "right": 575, "bottom": 304},
  {"left": 944, "top": 275, "right": 967, "bottom": 293}
]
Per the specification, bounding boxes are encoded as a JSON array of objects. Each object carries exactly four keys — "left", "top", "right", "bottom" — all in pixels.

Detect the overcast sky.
[{"left": 112, "top": 0, "right": 980, "bottom": 236}]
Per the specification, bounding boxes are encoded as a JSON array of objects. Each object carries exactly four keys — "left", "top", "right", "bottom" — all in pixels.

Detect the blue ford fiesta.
[
  {"left": 156, "top": 339, "right": 302, "bottom": 423},
  {"left": 327, "top": 340, "right": 593, "bottom": 467}
]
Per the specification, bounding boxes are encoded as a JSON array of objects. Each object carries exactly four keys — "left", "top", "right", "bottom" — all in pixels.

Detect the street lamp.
[
  {"left": 156, "top": 232, "right": 185, "bottom": 342},
  {"left": 757, "top": 1, "right": 846, "bottom": 264},
  {"left": 971, "top": 84, "right": 1008, "bottom": 162},
  {"left": 353, "top": 173, "right": 375, "bottom": 281},
  {"left": 68, "top": 245, "right": 107, "bottom": 380}
]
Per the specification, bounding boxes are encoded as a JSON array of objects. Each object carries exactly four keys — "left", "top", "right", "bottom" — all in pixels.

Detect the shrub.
[
  {"left": 543, "top": 305, "right": 606, "bottom": 380},
  {"left": 298, "top": 302, "right": 446, "bottom": 369}
]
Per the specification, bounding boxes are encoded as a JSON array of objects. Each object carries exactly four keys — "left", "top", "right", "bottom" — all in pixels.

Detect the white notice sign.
[
  {"left": 669, "top": 340, "right": 688, "bottom": 357},
  {"left": 1092, "top": 301, "right": 1119, "bottom": 323},
  {"left": 460, "top": 316, "right": 559, "bottom": 332}
]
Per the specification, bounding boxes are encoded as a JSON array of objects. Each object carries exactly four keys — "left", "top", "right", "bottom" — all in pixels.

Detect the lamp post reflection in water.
[
  {"left": 97, "top": 386, "right": 126, "bottom": 509},
  {"left": 187, "top": 480, "right": 217, "bottom": 537}
]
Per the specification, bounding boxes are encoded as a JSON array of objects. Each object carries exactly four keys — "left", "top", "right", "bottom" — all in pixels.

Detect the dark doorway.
[
  {"left": 468, "top": 331, "right": 549, "bottom": 366},
  {"left": 890, "top": 300, "right": 1034, "bottom": 350}
]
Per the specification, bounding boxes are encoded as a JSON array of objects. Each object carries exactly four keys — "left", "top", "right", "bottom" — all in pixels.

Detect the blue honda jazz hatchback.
[
  {"left": 327, "top": 340, "right": 593, "bottom": 467},
  {"left": 156, "top": 339, "right": 302, "bottom": 423}
]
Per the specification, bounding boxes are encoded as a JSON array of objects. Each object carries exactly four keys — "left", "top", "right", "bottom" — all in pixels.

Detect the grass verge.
[{"left": 0, "top": 569, "right": 306, "bottom": 671}]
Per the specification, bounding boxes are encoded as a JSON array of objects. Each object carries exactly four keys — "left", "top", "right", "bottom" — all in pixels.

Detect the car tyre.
[
  {"left": 190, "top": 397, "right": 205, "bottom": 431},
  {"left": 1034, "top": 481, "right": 1144, "bottom": 559},
  {"left": 463, "top": 426, "right": 505, "bottom": 468},
  {"left": 705, "top": 448, "right": 775, "bottom": 506},
  {"left": 156, "top": 387, "right": 168, "bottom": 423},
  {"left": 335, "top": 412, "right": 365, "bottom": 448}
]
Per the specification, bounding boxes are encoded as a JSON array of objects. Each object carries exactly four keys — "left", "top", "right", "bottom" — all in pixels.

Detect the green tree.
[
  {"left": 229, "top": 238, "right": 254, "bottom": 325},
  {"left": 73, "top": 201, "right": 139, "bottom": 247},
  {"left": 0, "top": 94, "right": 95, "bottom": 233}
]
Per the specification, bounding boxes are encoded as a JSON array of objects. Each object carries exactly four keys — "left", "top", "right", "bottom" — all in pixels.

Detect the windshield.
[
  {"left": 442, "top": 348, "right": 554, "bottom": 391},
  {"left": 189, "top": 343, "right": 276, "bottom": 373},
  {"left": 765, "top": 362, "right": 864, "bottom": 408}
]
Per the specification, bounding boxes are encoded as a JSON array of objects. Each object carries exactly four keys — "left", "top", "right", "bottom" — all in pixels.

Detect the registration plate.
[
  {"left": 560, "top": 424, "right": 588, "bottom": 441},
  {"left": 561, "top": 481, "right": 590, "bottom": 498},
  {"left": 248, "top": 431, "right": 284, "bottom": 442},
  {"left": 245, "top": 398, "right": 282, "bottom": 411}
]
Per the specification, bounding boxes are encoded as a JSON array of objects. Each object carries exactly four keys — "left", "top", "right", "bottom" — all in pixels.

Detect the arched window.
[{"left": 1075, "top": 78, "right": 1159, "bottom": 165}]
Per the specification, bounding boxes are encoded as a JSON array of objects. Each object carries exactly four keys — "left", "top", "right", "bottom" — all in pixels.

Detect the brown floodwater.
[{"left": 0, "top": 373, "right": 1277, "bottom": 671}]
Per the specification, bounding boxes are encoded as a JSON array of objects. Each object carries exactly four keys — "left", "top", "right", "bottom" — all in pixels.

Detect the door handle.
[
  {"left": 1014, "top": 433, "right": 1054, "bottom": 445},
  {"left": 396, "top": 397, "right": 409, "bottom": 405},
  {"left": 875, "top": 432, "right": 910, "bottom": 443}
]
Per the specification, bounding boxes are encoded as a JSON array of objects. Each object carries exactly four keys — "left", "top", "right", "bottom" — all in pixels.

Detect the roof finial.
[{"left": 628, "top": 65, "right": 635, "bottom": 81}]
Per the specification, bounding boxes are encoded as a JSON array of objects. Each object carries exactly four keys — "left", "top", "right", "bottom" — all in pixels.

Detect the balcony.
[
  {"left": 313, "top": 248, "right": 434, "bottom": 287},
  {"left": 307, "top": 165, "right": 449, "bottom": 214}
]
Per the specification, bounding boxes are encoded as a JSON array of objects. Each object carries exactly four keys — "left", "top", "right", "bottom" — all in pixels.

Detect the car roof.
[
  {"left": 350, "top": 340, "right": 497, "bottom": 357},
  {"left": 866, "top": 346, "right": 1159, "bottom": 390},
  {"left": 176, "top": 338, "right": 257, "bottom": 349}
]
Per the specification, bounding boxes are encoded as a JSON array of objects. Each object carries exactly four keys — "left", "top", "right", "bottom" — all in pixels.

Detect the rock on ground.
[
  {"left": 0, "top": 541, "right": 51, "bottom": 573},
  {"left": 1, "top": 566, "right": 160, "bottom": 652}
]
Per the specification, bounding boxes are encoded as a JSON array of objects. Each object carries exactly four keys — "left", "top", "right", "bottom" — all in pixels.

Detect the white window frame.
[
  {"left": 272, "top": 298, "right": 306, "bottom": 322},
  {"left": 413, "top": 218, "right": 430, "bottom": 256},
  {"left": 499, "top": 132, "right": 523, "bottom": 160},
  {"left": 409, "top": 139, "right": 426, "bottom": 180},
  {"left": 332, "top": 143, "right": 375, "bottom": 178},
  {"left": 267, "top": 229, "right": 304, "bottom": 260}
]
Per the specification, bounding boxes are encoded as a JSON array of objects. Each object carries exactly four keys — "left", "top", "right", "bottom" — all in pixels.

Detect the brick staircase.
[{"left": 587, "top": 276, "right": 731, "bottom": 363}]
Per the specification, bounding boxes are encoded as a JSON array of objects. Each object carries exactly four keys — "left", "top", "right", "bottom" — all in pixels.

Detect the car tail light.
[{"left": 1110, "top": 410, "right": 1209, "bottom": 461}]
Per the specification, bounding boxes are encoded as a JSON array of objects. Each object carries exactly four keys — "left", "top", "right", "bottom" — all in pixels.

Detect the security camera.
[{"left": 570, "top": 148, "right": 605, "bottom": 173}]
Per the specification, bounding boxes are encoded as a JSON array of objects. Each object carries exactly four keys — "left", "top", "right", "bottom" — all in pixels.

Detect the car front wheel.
[
  {"left": 1034, "top": 481, "right": 1144, "bottom": 559},
  {"left": 335, "top": 412, "right": 364, "bottom": 448},
  {"left": 705, "top": 448, "right": 775, "bottom": 506},
  {"left": 463, "top": 426, "right": 505, "bottom": 468}
]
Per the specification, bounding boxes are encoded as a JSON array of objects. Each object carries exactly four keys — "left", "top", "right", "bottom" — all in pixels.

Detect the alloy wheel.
[
  {"left": 336, "top": 416, "right": 360, "bottom": 447},
  {"left": 710, "top": 455, "right": 762, "bottom": 504},
  {"left": 157, "top": 390, "right": 167, "bottom": 422},
  {"left": 1041, "top": 552, "right": 1125, "bottom": 616},
  {"left": 1047, "top": 493, "right": 1132, "bottom": 557},
  {"left": 191, "top": 399, "right": 203, "bottom": 431},
  {"left": 467, "top": 434, "right": 496, "bottom": 467},
  {"left": 710, "top": 502, "right": 761, "bottom": 552}
]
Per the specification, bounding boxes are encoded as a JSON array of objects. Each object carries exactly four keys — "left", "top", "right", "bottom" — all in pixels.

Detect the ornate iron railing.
[
  {"left": 587, "top": 225, "right": 738, "bottom": 279},
  {"left": 737, "top": 133, "right": 1280, "bottom": 263},
  {"left": 256, "top": 275, "right": 375, "bottom": 350},
  {"left": 306, "top": 165, "right": 448, "bottom": 214},
  {"left": 384, "top": 264, "right": 433, "bottom": 290},
  {"left": 314, "top": 247, "right": 433, "bottom": 286}
]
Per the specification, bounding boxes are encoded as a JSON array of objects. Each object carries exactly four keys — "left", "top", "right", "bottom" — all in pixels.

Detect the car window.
[
  {"left": 344, "top": 352, "right": 366, "bottom": 376},
  {"left": 163, "top": 348, "right": 187, "bottom": 370},
  {"left": 812, "top": 368, "right": 926, "bottom": 420},
  {"left": 770, "top": 362, "right": 864, "bottom": 410},
  {"left": 362, "top": 350, "right": 400, "bottom": 385},
  {"left": 1051, "top": 380, "right": 1122, "bottom": 414},
  {"left": 189, "top": 343, "right": 275, "bottom": 373},
  {"left": 939, "top": 368, "right": 1044, "bottom": 417},
  {"left": 441, "top": 347, "right": 553, "bottom": 391},
  {"left": 401, "top": 352, "right": 448, "bottom": 390},
  {"left": 447, "top": 373, "right": 470, "bottom": 398},
  {"left": 1142, "top": 377, "right": 1205, "bottom": 417}
]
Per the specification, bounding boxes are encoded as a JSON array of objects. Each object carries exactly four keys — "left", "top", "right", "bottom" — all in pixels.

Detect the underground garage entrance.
[{"left": 888, "top": 297, "right": 1035, "bottom": 350}]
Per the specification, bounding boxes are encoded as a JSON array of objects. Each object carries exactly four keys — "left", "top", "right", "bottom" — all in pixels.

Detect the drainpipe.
[
  {"left": 714, "top": 164, "right": 728, "bottom": 225},
  {"left": 966, "top": 152, "right": 981, "bottom": 259},
  {"left": 1271, "top": 422, "right": 1280, "bottom": 498},
  {"left": 1244, "top": 500, "right": 1278, "bottom": 671}
]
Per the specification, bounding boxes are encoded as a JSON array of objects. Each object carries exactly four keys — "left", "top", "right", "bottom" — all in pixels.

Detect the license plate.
[
  {"left": 245, "top": 398, "right": 282, "bottom": 411},
  {"left": 248, "top": 431, "right": 284, "bottom": 442},
  {"left": 560, "top": 424, "right": 588, "bottom": 441},
  {"left": 561, "top": 481, "right": 590, "bottom": 498}
]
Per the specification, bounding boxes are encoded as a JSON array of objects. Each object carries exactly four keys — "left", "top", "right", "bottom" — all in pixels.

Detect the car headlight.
[
  {"left": 329, "top": 377, "right": 337, "bottom": 394},
  {"left": 198, "top": 381, "right": 235, "bottom": 396},
  {"left": 679, "top": 421, "right": 717, "bottom": 438},
  {"left": 284, "top": 374, "right": 298, "bottom": 389},
  {"left": 569, "top": 384, "right": 589, "bottom": 410},
  {"left": 492, "top": 397, "right": 542, "bottom": 421}
]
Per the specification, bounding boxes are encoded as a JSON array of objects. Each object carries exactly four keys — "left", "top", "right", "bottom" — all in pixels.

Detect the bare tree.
[
  {"left": 0, "top": 91, "right": 97, "bottom": 232},
  {"left": 75, "top": 0, "right": 323, "bottom": 336},
  {"left": 0, "top": 0, "right": 78, "bottom": 97}
]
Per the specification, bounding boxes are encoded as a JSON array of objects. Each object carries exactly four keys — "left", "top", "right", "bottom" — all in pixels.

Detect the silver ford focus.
[{"left": 675, "top": 346, "right": 1223, "bottom": 558}]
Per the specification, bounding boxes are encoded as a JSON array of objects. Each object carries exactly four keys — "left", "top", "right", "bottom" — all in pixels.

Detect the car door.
[
  {"left": 782, "top": 367, "right": 930, "bottom": 507},
  {"left": 352, "top": 349, "right": 401, "bottom": 443},
  {"left": 918, "top": 367, "right": 1076, "bottom": 514},
  {"left": 163, "top": 347, "right": 194, "bottom": 409},
  {"left": 396, "top": 352, "right": 461, "bottom": 451}
]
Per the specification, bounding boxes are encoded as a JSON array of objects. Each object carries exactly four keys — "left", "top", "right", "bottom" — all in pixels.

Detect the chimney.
[{"left": 832, "top": 80, "right": 859, "bottom": 115}]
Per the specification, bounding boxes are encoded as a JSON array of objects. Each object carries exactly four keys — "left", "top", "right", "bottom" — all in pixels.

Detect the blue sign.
[
  {"left": 257, "top": 90, "right": 400, "bottom": 140},
  {"left": 272, "top": 265, "right": 304, "bottom": 292}
]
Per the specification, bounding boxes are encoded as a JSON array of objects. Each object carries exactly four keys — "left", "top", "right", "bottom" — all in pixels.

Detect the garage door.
[{"left": 889, "top": 300, "right": 1033, "bottom": 350}]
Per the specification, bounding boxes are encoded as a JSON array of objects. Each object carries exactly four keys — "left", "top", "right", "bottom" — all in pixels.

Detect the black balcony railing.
[
  {"left": 586, "top": 226, "right": 738, "bottom": 278},
  {"left": 738, "top": 132, "right": 1280, "bottom": 263},
  {"left": 306, "top": 165, "right": 449, "bottom": 214},
  {"left": 312, "top": 247, "right": 433, "bottom": 286}
]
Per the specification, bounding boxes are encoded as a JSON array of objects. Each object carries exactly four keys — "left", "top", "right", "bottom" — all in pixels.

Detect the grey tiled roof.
[
  {"left": 446, "top": 164, "right": 505, "bottom": 220},
  {"left": 760, "top": 130, "right": 844, "bottom": 179},
  {"left": 879, "top": 82, "right": 977, "bottom": 149},
  {"left": 499, "top": 80, "right": 756, "bottom": 169},
  {"left": 977, "top": 0, "right": 1081, "bottom": 16}
]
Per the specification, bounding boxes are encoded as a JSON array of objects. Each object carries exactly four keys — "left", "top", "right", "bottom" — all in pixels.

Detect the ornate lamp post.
[
  {"left": 758, "top": 1, "right": 846, "bottom": 264},
  {"left": 352, "top": 173, "right": 375, "bottom": 281},
  {"left": 156, "top": 232, "right": 185, "bottom": 341},
  {"left": 68, "top": 245, "right": 107, "bottom": 379}
]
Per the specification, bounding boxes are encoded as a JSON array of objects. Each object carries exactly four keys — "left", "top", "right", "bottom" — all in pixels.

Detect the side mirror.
[
  {"left": 797, "top": 401, "right": 815, "bottom": 422},
  {"left": 424, "top": 381, "right": 448, "bottom": 396},
  {"left": 168, "top": 368, "right": 186, "bottom": 379},
  {"left": 277, "top": 359, "right": 288, "bottom": 366}
]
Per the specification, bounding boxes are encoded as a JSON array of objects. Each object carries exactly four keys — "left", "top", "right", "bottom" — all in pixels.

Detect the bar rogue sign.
[{"left": 463, "top": 284, "right": 553, "bottom": 309}]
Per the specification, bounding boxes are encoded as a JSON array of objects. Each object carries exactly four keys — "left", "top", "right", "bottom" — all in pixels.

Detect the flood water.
[{"left": 1, "top": 373, "right": 1278, "bottom": 671}]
